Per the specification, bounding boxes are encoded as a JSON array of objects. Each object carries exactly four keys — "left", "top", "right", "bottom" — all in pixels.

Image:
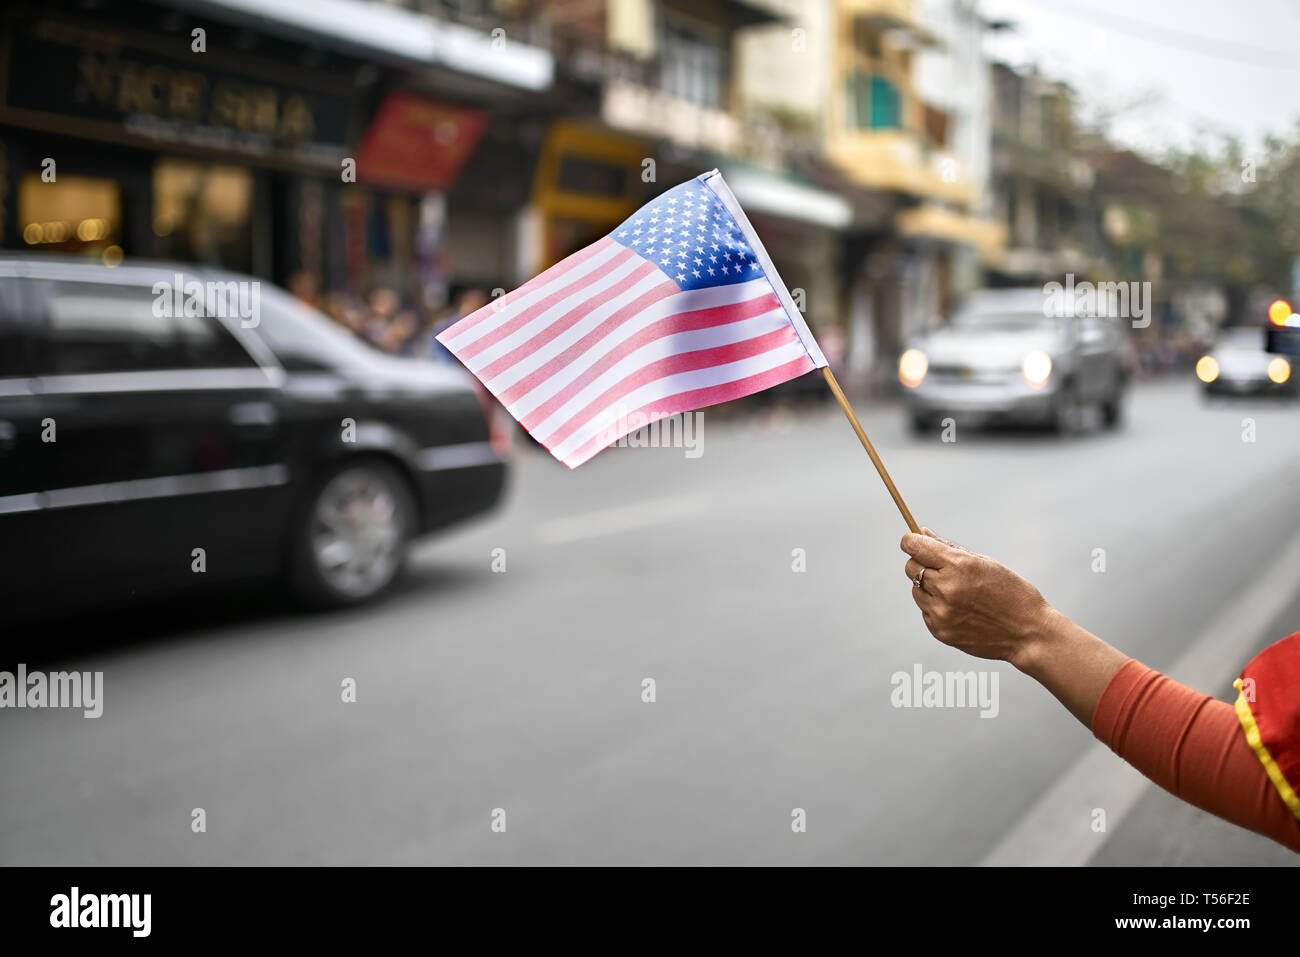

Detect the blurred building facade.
[
  {"left": 0, "top": 0, "right": 558, "bottom": 318},
  {"left": 982, "top": 60, "right": 1185, "bottom": 359},
  {"left": 736, "top": 0, "right": 1004, "bottom": 390},
  {"left": 7, "top": 0, "right": 1185, "bottom": 388},
  {"left": 986, "top": 62, "right": 1107, "bottom": 285}
]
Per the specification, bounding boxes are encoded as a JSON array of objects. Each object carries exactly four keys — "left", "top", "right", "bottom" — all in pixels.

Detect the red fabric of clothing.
[
  {"left": 1091, "top": 659, "right": 1300, "bottom": 853},
  {"left": 1239, "top": 632, "right": 1300, "bottom": 805}
]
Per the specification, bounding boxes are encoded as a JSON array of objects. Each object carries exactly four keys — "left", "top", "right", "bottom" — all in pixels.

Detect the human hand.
[{"left": 900, "top": 528, "right": 1054, "bottom": 667}]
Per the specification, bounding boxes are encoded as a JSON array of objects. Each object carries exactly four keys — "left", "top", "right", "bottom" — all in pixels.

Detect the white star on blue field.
[{"left": 610, "top": 178, "right": 762, "bottom": 291}]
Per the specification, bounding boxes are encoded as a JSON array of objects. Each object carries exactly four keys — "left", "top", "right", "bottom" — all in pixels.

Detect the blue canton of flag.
[{"left": 611, "top": 178, "right": 762, "bottom": 292}]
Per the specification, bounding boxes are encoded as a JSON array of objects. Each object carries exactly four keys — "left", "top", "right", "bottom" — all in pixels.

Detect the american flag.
[{"left": 436, "top": 170, "right": 827, "bottom": 468}]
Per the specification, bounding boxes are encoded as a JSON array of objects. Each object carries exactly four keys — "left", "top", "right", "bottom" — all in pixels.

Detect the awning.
[
  {"left": 787, "top": 152, "right": 909, "bottom": 231},
  {"left": 840, "top": 0, "right": 943, "bottom": 48},
  {"left": 431, "top": 19, "right": 553, "bottom": 92},
  {"left": 158, "top": 0, "right": 553, "bottom": 89},
  {"left": 722, "top": 167, "right": 852, "bottom": 229},
  {"left": 661, "top": 0, "right": 787, "bottom": 29},
  {"left": 895, "top": 203, "right": 1007, "bottom": 264}
]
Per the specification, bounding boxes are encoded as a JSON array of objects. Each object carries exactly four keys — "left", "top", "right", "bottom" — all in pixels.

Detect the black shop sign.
[{"left": 3, "top": 17, "right": 355, "bottom": 166}]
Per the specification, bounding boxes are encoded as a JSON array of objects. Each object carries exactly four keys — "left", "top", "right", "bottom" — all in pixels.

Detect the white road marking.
[
  {"left": 535, "top": 494, "right": 709, "bottom": 545},
  {"left": 979, "top": 532, "right": 1300, "bottom": 867}
]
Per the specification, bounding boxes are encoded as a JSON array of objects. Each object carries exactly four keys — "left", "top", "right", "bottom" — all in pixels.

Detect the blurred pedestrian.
[
  {"left": 339, "top": 297, "right": 369, "bottom": 338},
  {"left": 287, "top": 270, "right": 321, "bottom": 310},
  {"left": 383, "top": 309, "right": 420, "bottom": 355},
  {"left": 364, "top": 287, "right": 401, "bottom": 348},
  {"left": 422, "top": 288, "right": 489, "bottom": 363},
  {"left": 900, "top": 529, "right": 1300, "bottom": 853}
]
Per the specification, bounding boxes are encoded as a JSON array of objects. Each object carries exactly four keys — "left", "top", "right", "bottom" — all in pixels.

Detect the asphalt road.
[{"left": 3, "top": 379, "right": 1299, "bottom": 865}]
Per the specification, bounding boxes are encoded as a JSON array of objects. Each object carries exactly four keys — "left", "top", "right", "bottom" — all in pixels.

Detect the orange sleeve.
[{"left": 1091, "top": 658, "right": 1300, "bottom": 853}]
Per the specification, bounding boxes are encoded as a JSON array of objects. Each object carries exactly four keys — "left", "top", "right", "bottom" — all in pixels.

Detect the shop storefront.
[
  {"left": 3, "top": 5, "right": 561, "bottom": 338},
  {"left": 0, "top": 7, "right": 361, "bottom": 283}
]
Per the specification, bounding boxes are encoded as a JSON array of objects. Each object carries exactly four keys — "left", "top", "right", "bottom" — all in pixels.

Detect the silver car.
[{"left": 899, "top": 289, "right": 1128, "bottom": 433}]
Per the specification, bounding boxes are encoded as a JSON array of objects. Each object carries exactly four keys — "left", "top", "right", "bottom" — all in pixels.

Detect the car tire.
[
  {"left": 1101, "top": 391, "right": 1124, "bottom": 429},
  {"left": 908, "top": 412, "right": 931, "bottom": 435},
  {"left": 1051, "top": 382, "right": 1081, "bottom": 434},
  {"left": 289, "top": 458, "right": 416, "bottom": 608}
]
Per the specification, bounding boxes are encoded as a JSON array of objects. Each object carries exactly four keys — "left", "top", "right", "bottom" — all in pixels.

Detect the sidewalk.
[{"left": 1089, "top": 584, "right": 1300, "bottom": 866}]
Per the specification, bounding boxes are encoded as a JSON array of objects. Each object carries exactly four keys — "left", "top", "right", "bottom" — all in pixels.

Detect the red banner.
[{"left": 356, "top": 92, "right": 488, "bottom": 193}]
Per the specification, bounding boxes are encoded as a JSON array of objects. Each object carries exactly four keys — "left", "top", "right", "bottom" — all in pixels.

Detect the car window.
[
  {"left": 248, "top": 283, "right": 382, "bottom": 372},
  {"left": 1216, "top": 328, "right": 1263, "bottom": 351},
  {"left": 951, "top": 306, "right": 1061, "bottom": 333},
  {"left": 0, "top": 278, "right": 30, "bottom": 378},
  {"left": 42, "top": 281, "right": 180, "bottom": 375},
  {"left": 1078, "top": 315, "right": 1111, "bottom": 342},
  {"left": 173, "top": 310, "right": 261, "bottom": 369},
  {"left": 25, "top": 278, "right": 258, "bottom": 375}
]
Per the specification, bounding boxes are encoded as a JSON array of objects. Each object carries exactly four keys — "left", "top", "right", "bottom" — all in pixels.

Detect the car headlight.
[
  {"left": 1268, "top": 356, "right": 1291, "bottom": 384},
  {"left": 1195, "top": 355, "right": 1220, "bottom": 383},
  {"left": 899, "top": 348, "right": 928, "bottom": 388},
  {"left": 1022, "top": 350, "right": 1052, "bottom": 388}
]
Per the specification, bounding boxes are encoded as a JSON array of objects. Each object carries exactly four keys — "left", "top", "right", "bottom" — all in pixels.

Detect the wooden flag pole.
[{"left": 821, "top": 366, "right": 920, "bottom": 533}]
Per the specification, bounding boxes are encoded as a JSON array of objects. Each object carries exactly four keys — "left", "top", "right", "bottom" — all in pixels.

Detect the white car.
[{"left": 1196, "top": 326, "right": 1297, "bottom": 398}]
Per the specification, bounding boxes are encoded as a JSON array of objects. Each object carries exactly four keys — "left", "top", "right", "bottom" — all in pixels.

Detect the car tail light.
[
  {"left": 472, "top": 382, "right": 513, "bottom": 456},
  {"left": 1268, "top": 299, "right": 1292, "bottom": 326}
]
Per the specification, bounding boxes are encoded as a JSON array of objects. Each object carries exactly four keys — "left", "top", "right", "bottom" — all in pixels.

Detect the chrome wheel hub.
[{"left": 310, "top": 469, "right": 404, "bottom": 597}]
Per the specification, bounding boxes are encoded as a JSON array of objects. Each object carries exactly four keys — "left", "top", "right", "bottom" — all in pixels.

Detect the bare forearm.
[
  {"left": 1009, "top": 606, "right": 1130, "bottom": 727},
  {"left": 899, "top": 531, "right": 1300, "bottom": 852}
]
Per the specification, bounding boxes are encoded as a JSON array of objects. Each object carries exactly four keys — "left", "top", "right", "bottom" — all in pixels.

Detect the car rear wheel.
[
  {"left": 1051, "top": 383, "right": 1081, "bottom": 434},
  {"left": 290, "top": 459, "right": 415, "bottom": 607},
  {"left": 1101, "top": 391, "right": 1124, "bottom": 428}
]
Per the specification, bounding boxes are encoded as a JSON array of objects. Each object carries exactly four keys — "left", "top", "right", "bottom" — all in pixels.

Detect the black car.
[{"left": 0, "top": 255, "right": 509, "bottom": 612}]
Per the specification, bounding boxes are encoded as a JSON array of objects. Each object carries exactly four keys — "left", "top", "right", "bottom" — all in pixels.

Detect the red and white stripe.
[{"left": 438, "top": 237, "right": 816, "bottom": 468}]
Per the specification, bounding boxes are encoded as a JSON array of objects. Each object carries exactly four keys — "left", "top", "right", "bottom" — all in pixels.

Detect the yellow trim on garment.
[{"left": 1234, "top": 678, "right": 1300, "bottom": 822}]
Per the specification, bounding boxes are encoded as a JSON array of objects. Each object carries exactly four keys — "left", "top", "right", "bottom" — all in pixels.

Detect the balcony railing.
[
  {"left": 601, "top": 77, "right": 741, "bottom": 156},
  {"left": 827, "top": 128, "right": 975, "bottom": 206},
  {"left": 838, "top": 0, "right": 942, "bottom": 46}
]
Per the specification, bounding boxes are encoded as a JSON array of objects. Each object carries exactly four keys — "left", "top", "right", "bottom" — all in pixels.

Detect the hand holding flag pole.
[{"left": 435, "top": 168, "right": 920, "bottom": 531}]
